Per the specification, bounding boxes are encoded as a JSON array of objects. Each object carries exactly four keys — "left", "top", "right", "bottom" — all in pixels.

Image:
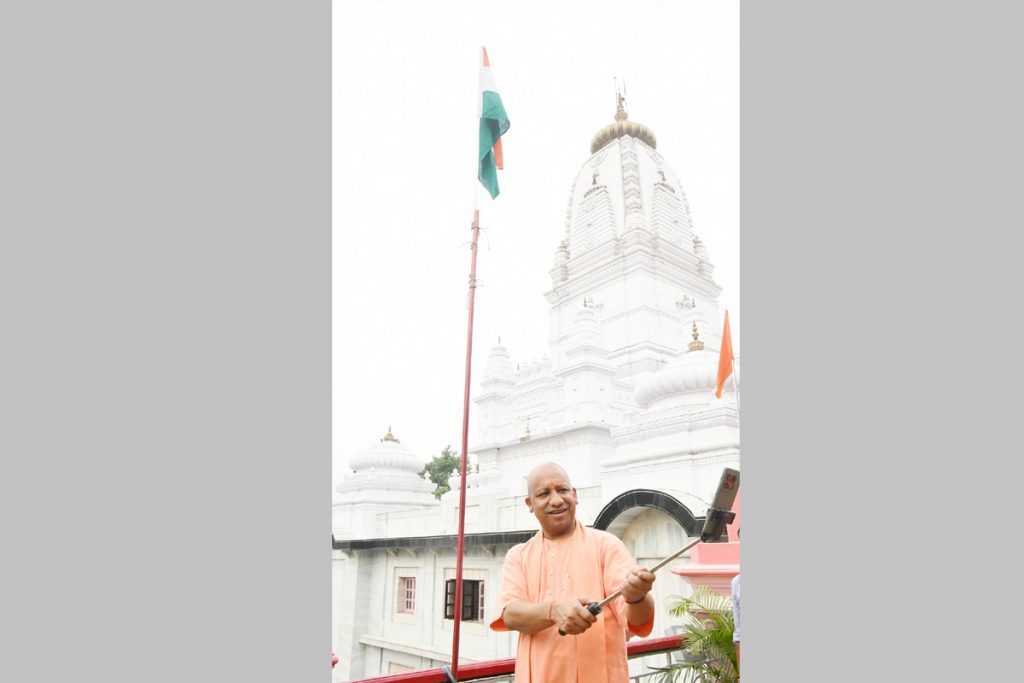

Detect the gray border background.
[
  {"left": 2, "top": 0, "right": 1020, "bottom": 681},
  {"left": 744, "top": 0, "right": 1018, "bottom": 679},
  {"left": 1, "top": 1, "right": 330, "bottom": 681}
]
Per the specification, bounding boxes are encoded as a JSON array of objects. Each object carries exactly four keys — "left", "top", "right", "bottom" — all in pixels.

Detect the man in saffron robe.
[{"left": 490, "top": 463, "right": 656, "bottom": 683}]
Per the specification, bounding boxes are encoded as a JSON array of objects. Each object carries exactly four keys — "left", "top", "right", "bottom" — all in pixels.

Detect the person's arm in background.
[{"left": 731, "top": 574, "right": 741, "bottom": 676}]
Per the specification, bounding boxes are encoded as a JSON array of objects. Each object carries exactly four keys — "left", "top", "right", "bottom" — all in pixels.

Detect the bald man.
[{"left": 490, "top": 463, "right": 656, "bottom": 683}]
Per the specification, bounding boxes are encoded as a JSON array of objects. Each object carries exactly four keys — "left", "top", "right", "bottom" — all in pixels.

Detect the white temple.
[{"left": 331, "top": 95, "right": 740, "bottom": 681}]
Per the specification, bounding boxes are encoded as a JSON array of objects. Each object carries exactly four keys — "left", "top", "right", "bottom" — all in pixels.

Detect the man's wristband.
[{"left": 625, "top": 596, "right": 646, "bottom": 605}]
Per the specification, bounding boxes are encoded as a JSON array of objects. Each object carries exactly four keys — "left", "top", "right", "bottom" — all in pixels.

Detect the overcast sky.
[{"left": 333, "top": 0, "right": 739, "bottom": 480}]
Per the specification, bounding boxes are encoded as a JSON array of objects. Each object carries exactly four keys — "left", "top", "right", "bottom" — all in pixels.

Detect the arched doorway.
[{"left": 592, "top": 490, "right": 699, "bottom": 638}]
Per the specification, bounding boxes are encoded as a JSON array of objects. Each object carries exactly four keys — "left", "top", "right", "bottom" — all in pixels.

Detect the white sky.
[{"left": 333, "top": 0, "right": 739, "bottom": 480}]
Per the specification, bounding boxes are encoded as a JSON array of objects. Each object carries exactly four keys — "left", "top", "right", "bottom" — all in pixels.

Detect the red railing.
[{"left": 348, "top": 633, "right": 685, "bottom": 682}]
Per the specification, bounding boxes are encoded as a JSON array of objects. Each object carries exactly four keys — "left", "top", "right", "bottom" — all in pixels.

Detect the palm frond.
[{"left": 655, "top": 586, "right": 738, "bottom": 683}]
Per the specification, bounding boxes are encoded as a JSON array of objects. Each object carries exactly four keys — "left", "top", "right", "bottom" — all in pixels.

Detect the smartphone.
[
  {"left": 699, "top": 467, "right": 740, "bottom": 542},
  {"left": 709, "top": 467, "right": 740, "bottom": 510}
]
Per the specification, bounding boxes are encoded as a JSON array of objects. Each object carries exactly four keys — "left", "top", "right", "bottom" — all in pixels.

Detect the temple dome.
[
  {"left": 633, "top": 323, "right": 738, "bottom": 409},
  {"left": 590, "top": 118, "right": 657, "bottom": 154},
  {"left": 590, "top": 96, "right": 657, "bottom": 153},
  {"left": 332, "top": 427, "right": 437, "bottom": 539},
  {"left": 336, "top": 428, "right": 436, "bottom": 503},
  {"left": 634, "top": 349, "right": 719, "bottom": 408}
]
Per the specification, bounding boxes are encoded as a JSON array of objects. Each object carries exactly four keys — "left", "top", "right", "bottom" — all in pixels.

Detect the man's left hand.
[{"left": 619, "top": 566, "right": 655, "bottom": 604}]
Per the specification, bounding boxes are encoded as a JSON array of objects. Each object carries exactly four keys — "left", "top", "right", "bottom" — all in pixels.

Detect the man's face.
[{"left": 524, "top": 465, "right": 577, "bottom": 539}]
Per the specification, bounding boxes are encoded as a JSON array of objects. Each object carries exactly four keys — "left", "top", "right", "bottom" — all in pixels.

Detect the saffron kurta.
[{"left": 490, "top": 522, "right": 654, "bottom": 683}]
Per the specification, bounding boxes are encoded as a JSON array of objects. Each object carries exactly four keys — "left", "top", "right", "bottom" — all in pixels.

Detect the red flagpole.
[{"left": 450, "top": 209, "right": 480, "bottom": 681}]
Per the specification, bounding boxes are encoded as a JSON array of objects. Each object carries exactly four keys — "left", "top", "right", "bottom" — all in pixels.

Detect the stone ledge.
[{"left": 333, "top": 530, "right": 535, "bottom": 551}]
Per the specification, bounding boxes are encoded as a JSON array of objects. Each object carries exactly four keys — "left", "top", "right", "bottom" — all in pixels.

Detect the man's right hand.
[{"left": 551, "top": 597, "right": 598, "bottom": 635}]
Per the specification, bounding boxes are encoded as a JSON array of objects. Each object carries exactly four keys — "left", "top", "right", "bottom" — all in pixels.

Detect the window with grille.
[
  {"left": 397, "top": 577, "right": 416, "bottom": 614},
  {"left": 444, "top": 579, "right": 485, "bottom": 621}
]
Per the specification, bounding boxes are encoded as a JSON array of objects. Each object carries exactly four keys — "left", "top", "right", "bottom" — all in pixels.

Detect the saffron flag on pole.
[
  {"left": 478, "top": 47, "right": 510, "bottom": 199},
  {"left": 715, "top": 310, "right": 734, "bottom": 398}
]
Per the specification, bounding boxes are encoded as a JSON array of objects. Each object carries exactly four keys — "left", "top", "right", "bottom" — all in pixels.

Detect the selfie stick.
[{"left": 558, "top": 467, "right": 739, "bottom": 636}]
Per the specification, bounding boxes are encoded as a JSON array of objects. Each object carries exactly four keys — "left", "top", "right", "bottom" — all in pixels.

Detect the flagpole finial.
[{"left": 688, "top": 321, "right": 705, "bottom": 352}]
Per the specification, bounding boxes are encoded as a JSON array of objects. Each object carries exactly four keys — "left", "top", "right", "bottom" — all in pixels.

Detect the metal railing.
[{"left": 347, "top": 633, "right": 685, "bottom": 683}]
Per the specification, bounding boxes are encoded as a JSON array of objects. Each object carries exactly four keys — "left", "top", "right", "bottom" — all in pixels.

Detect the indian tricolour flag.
[{"left": 478, "top": 47, "right": 510, "bottom": 199}]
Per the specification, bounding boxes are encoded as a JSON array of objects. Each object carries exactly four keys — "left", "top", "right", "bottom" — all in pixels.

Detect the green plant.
[
  {"left": 650, "top": 586, "right": 737, "bottom": 683},
  {"left": 419, "top": 445, "right": 460, "bottom": 499}
]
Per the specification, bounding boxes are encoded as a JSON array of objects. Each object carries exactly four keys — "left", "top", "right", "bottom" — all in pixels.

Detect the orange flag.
[{"left": 715, "top": 310, "right": 734, "bottom": 398}]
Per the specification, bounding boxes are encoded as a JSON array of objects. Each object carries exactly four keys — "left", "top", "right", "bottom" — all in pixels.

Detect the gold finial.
[
  {"left": 614, "top": 79, "right": 628, "bottom": 122},
  {"left": 688, "top": 321, "right": 705, "bottom": 352},
  {"left": 382, "top": 426, "right": 399, "bottom": 442},
  {"left": 591, "top": 79, "right": 656, "bottom": 153}
]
